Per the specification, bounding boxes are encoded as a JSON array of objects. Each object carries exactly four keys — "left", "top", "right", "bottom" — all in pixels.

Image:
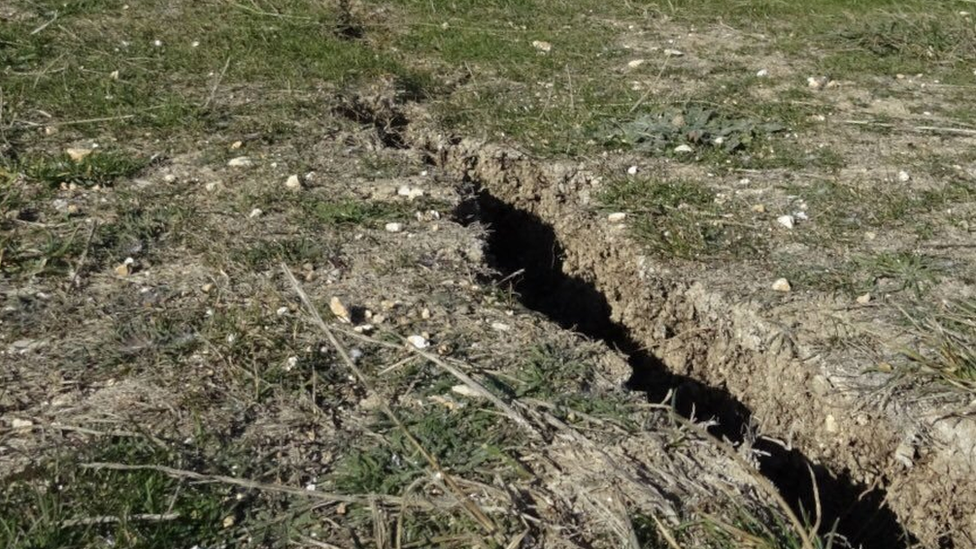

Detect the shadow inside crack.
[{"left": 457, "top": 188, "right": 913, "bottom": 549}]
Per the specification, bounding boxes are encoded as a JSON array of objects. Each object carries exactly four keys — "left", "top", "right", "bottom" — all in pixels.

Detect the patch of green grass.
[
  {"left": 786, "top": 178, "right": 972, "bottom": 242},
  {"left": 779, "top": 251, "right": 945, "bottom": 297},
  {"left": 0, "top": 438, "right": 235, "bottom": 549},
  {"left": 0, "top": 0, "right": 427, "bottom": 142},
  {"left": 18, "top": 151, "right": 148, "bottom": 189},
  {"left": 600, "top": 177, "right": 763, "bottom": 259},
  {"left": 701, "top": 503, "right": 841, "bottom": 549},
  {"left": 825, "top": 12, "right": 976, "bottom": 82},
  {"left": 231, "top": 236, "right": 336, "bottom": 271},
  {"left": 903, "top": 299, "right": 976, "bottom": 391},
  {"left": 513, "top": 344, "right": 595, "bottom": 398},
  {"left": 0, "top": 224, "right": 89, "bottom": 278},
  {"left": 331, "top": 403, "right": 526, "bottom": 544},
  {"left": 304, "top": 199, "right": 412, "bottom": 227},
  {"left": 856, "top": 251, "right": 944, "bottom": 296}
]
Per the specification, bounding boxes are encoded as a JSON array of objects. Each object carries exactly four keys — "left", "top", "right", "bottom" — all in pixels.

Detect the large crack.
[
  {"left": 337, "top": 90, "right": 975, "bottom": 548},
  {"left": 460, "top": 188, "right": 910, "bottom": 549}
]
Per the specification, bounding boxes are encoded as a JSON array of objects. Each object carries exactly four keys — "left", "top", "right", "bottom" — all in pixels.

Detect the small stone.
[
  {"left": 894, "top": 440, "right": 915, "bottom": 468},
  {"left": 673, "top": 144, "right": 694, "bottom": 153},
  {"left": 451, "top": 385, "right": 484, "bottom": 399},
  {"left": 227, "top": 156, "right": 253, "bottom": 168},
  {"left": 230, "top": 140, "right": 243, "bottom": 150},
  {"left": 109, "top": 70, "right": 120, "bottom": 80},
  {"left": 384, "top": 222, "right": 403, "bottom": 233},
  {"left": 824, "top": 414, "right": 838, "bottom": 433},
  {"left": 202, "top": 283, "right": 214, "bottom": 293},
  {"left": 66, "top": 148, "right": 93, "bottom": 163},
  {"left": 531, "top": 40, "right": 552, "bottom": 53},
  {"left": 751, "top": 204, "right": 766, "bottom": 213},
  {"left": 897, "top": 170, "right": 911, "bottom": 182},
  {"left": 285, "top": 174, "right": 301, "bottom": 190},
  {"left": 11, "top": 418, "right": 33, "bottom": 430},
  {"left": 856, "top": 293, "right": 872, "bottom": 304},
  {"left": 397, "top": 185, "right": 424, "bottom": 200},
  {"left": 329, "top": 297, "right": 351, "bottom": 322},
  {"left": 627, "top": 165, "right": 638, "bottom": 175},
  {"left": 205, "top": 181, "right": 222, "bottom": 192},
  {"left": 776, "top": 215, "right": 795, "bottom": 229},
  {"left": 663, "top": 48, "right": 684, "bottom": 57},
  {"left": 163, "top": 174, "right": 177, "bottom": 183},
  {"left": 222, "top": 516, "right": 235, "bottom": 528},
  {"left": 114, "top": 262, "right": 132, "bottom": 277},
  {"left": 248, "top": 208, "right": 262, "bottom": 218},
  {"left": 627, "top": 59, "right": 645, "bottom": 68},
  {"left": 807, "top": 76, "right": 830, "bottom": 90},
  {"left": 756, "top": 68, "right": 769, "bottom": 77},
  {"left": 607, "top": 212, "right": 627, "bottom": 223},
  {"left": 407, "top": 335, "right": 429, "bottom": 349},
  {"left": 771, "top": 278, "right": 792, "bottom": 292},
  {"left": 44, "top": 126, "right": 59, "bottom": 136},
  {"left": 490, "top": 322, "right": 512, "bottom": 332},
  {"left": 421, "top": 308, "right": 431, "bottom": 319},
  {"left": 429, "top": 394, "right": 461, "bottom": 410}
]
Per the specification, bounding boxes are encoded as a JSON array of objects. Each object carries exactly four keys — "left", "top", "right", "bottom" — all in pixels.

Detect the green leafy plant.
[{"left": 604, "top": 105, "right": 786, "bottom": 155}]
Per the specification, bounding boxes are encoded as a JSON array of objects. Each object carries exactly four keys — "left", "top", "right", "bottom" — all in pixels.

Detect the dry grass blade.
[
  {"left": 651, "top": 512, "right": 684, "bottom": 549},
  {"left": 900, "top": 299, "right": 976, "bottom": 392},
  {"left": 504, "top": 529, "right": 529, "bottom": 549},
  {"left": 61, "top": 513, "right": 180, "bottom": 527},
  {"left": 668, "top": 414, "right": 816, "bottom": 549},
  {"left": 281, "top": 264, "right": 500, "bottom": 539}
]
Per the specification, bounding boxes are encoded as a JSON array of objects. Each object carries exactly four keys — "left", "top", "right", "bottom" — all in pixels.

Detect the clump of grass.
[
  {"left": 304, "top": 199, "right": 412, "bottom": 227},
  {"left": 777, "top": 251, "right": 944, "bottom": 297},
  {"left": 514, "top": 344, "right": 594, "bottom": 398},
  {"left": 855, "top": 251, "right": 943, "bottom": 297},
  {"left": 330, "top": 403, "right": 525, "bottom": 544},
  {"left": 0, "top": 439, "right": 234, "bottom": 549},
  {"left": 600, "top": 177, "right": 763, "bottom": 259},
  {"left": 701, "top": 505, "right": 843, "bottom": 549},
  {"left": 231, "top": 237, "right": 336, "bottom": 270},
  {"left": 832, "top": 13, "right": 976, "bottom": 71},
  {"left": 903, "top": 299, "right": 976, "bottom": 391},
  {"left": 23, "top": 151, "right": 148, "bottom": 188}
]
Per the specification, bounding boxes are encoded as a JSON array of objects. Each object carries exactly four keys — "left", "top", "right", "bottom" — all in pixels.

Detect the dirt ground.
[{"left": 2, "top": 1, "right": 976, "bottom": 548}]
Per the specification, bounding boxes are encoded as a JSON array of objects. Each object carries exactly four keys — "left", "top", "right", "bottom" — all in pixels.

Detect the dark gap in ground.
[{"left": 457, "top": 188, "right": 913, "bottom": 549}]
